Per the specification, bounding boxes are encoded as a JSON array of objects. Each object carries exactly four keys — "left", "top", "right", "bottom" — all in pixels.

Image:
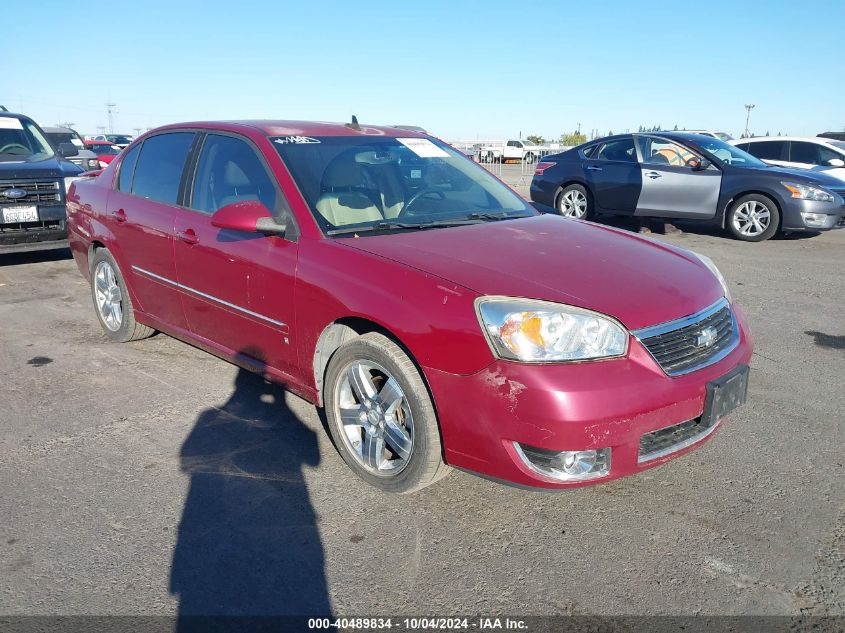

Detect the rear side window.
[
  {"left": 190, "top": 134, "right": 278, "bottom": 215},
  {"left": 116, "top": 144, "right": 140, "bottom": 192},
  {"left": 789, "top": 141, "right": 839, "bottom": 166},
  {"left": 131, "top": 133, "right": 195, "bottom": 205},
  {"left": 745, "top": 140, "right": 785, "bottom": 161},
  {"left": 594, "top": 138, "right": 637, "bottom": 163}
]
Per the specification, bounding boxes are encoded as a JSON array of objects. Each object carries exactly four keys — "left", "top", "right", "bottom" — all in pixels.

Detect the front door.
[
  {"left": 105, "top": 132, "right": 196, "bottom": 330},
  {"left": 173, "top": 132, "right": 299, "bottom": 379},
  {"left": 633, "top": 135, "right": 721, "bottom": 218},
  {"left": 583, "top": 136, "right": 641, "bottom": 213}
]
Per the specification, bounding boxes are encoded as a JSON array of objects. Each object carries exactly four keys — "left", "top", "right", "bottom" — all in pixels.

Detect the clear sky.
[{"left": 6, "top": 0, "right": 844, "bottom": 141}]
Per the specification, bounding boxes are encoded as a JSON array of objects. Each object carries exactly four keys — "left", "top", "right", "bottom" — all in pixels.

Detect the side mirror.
[
  {"left": 827, "top": 158, "right": 845, "bottom": 168},
  {"left": 58, "top": 142, "right": 79, "bottom": 158},
  {"left": 211, "top": 200, "right": 286, "bottom": 236},
  {"left": 689, "top": 157, "right": 712, "bottom": 171}
]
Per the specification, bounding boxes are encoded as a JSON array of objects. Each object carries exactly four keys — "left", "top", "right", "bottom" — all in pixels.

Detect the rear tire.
[
  {"left": 727, "top": 194, "right": 779, "bottom": 242},
  {"left": 324, "top": 332, "right": 449, "bottom": 494},
  {"left": 89, "top": 248, "right": 154, "bottom": 342},
  {"left": 556, "top": 184, "right": 592, "bottom": 219}
]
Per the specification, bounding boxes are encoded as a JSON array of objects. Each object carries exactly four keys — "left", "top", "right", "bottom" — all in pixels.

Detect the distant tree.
[
  {"left": 673, "top": 124, "right": 679, "bottom": 131},
  {"left": 777, "top": 131, "right": 782, "bottom": 136},
  {"left": 607, "top": 130, "right": 613, "bottom": 136},
  {"left": 526, "top": 134, "right": 545, "bottom": 144},
  {"left": 638, "top": 125, "right": 644, "bottom": 132},
  {"left": 765, "top": 130, "right": 770, "bottom": 136},
  {"left": 559, "top": 131, "right": 588, "bottom": 146}
]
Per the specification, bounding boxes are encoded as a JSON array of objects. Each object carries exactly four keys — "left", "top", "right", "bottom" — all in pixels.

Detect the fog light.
[
  {"left": 514, "top": 443, "right": 611, "bottom": 482},
  {"left": 801, "top": 212, "right": 828, "bottom": 227}
]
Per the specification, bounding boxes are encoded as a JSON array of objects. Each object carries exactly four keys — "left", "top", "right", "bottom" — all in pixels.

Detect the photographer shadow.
[{"left": 169, "top": 352, "right": 332, "bottom": 627}]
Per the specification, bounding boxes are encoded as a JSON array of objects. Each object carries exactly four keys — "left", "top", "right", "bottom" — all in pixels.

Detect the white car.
[
  {"left": 730, "top": 136, "right": 845, "bottom": 182},
  {"left": 682, "top": 130, "right": 734, "bottom": 141}
]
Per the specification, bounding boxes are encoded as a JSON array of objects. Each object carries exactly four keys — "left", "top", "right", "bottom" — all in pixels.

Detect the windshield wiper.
[{"left": 326, "top": 213, "right": 533, "bottom": 236}]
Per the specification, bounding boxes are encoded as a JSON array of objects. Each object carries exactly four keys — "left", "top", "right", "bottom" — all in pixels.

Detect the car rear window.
[{"left": 131, "top": 133, "right": 195, "bottom": 204}]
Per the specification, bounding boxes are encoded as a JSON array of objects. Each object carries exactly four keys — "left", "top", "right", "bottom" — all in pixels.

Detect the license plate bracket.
[
  {"left": 2, "top": 205, "right": 38, "bottom": 224},
  {"left": 702, "top": 364, "right": 749, "bottom": 427}
]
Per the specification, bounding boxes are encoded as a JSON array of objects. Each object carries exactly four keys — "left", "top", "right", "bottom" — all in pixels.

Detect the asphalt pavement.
[{"left": 1, "top": 209, "right": 843, "bottom": 618}]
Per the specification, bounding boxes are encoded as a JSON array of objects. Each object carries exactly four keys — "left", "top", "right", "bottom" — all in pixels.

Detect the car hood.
[
  {"left": 340, "top": 215, "right": 724, "bottom": 330},
  {"left": 0, "top": 156, "right": 83, "bottom": 178},
  {"left": 749, "top": 164, "right": 845, "bottom": 187}
]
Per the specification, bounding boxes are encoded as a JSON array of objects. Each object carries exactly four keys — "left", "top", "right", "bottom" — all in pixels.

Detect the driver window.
[
  {"left": 190, "top": 134, "right": 278, "bottom": 215},
  {"left": 638, "top": 137, "right": 699, "bottom": 167}
]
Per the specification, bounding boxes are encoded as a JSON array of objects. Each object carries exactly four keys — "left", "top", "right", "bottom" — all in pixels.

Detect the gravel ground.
[{"left": 0, "top": 202, "right": 843, "bottom": 618}]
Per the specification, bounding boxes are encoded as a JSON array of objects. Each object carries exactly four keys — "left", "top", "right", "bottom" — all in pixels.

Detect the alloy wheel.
[
  {"left": 732, "top": 200, "right": 771, "bottom": 237},
  {"left": 559, "top": 189, "right": 588, "bottom": 218},
  {"left": 335, "top": 360, "right": 414, "bottom": 476},
  {"left": 93, "top": 261, "right": 123, "bottom": 332}
]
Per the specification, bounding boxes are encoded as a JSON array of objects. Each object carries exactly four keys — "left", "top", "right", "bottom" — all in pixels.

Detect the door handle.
[
  {"left": 176, "top": 229, "right": 199, "bottom": 245},
  {"left": 586, "top": 165, "right": 603, "bottom": 171},
  {"left": 645, "top": 171, "right": 662, "bottom": 179},
  {"left": 113, "top": 208, "right": 127, "bottom": 223}
]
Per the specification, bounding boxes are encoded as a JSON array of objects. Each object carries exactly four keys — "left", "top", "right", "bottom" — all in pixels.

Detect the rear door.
[
  {"left": 583, "top": 136, "right": 641, "bottom": 213},
  {"left": 633, "top": 135, "right": 721, "bottom": 219},
  {"left": 174, "top": 132, "right": 299, "bottom": 378},
  {"left": 105, "top": 132, "right": 196, "bottom": 330}
]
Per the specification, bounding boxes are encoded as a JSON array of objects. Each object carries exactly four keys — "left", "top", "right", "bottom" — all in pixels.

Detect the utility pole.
[
  {"left": 577, "top": 122, "right": 581, "bottom": 135},
  {"left": 133, "top": 127, "right": 142, "bottom": 137},
  {"left": 105, "top": 103, "right": 117, "bottom": 133},
  {"left": 744, "top": 104, "right": 755, "bottom": 138}
]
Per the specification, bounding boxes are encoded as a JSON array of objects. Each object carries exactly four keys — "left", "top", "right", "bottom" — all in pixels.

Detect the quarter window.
[
  {"left": 131, "top": 133, "right": 195, "bottom": 205},
  {"left": 744, "top": 140, "right": 785, "bottom": 161},
  {"left": 190, "top": 134, "right": 278, "bottom": 215},
  {"left": 116, "top": 143, "right": 140, "bottom": 192},
  {"left": 594, "top": 138, "right": 637, "bottom": 163}
]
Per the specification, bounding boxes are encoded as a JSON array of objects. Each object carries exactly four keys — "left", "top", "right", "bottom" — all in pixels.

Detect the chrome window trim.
[
  {"left": 131, "top": 265, "right": 287, "bottom": 330},
  {"left": 637, "top": 418, "right": 722, "bottom": 464},
  {"left": 632, "top": 297, "right": 739, "bottom": 377}
]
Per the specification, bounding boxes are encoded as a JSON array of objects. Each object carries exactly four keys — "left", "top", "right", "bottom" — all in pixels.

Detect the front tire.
[
  {"left": 90, "top": 248, "right": 154, "bottom": 342},
  {"left": 324, "top": 332, "right": 449, "bottom": 493},
  {"left": 727, "top": 194, "right": 779, "bottom": 242},
  {"left": 556, "top": 184, "right": 591, "bottom": 219}
]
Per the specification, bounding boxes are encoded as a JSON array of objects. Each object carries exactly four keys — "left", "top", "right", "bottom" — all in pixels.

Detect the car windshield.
[
  {"left": 714, "top": 132, "right": 734, "bottom": 141},
  {"left": 107, "top": 135, "right": 132, "bottom": 144},
  {"left": 694, "top": 137, "right": 767, "bottom": 167},
  {"left": 830, "top": 141, "right": 845, "bottom": 151},
  {"left": 273, "top": 135, "right": 534, "bottom": 234},
  {"left": 46, "top": 131, "right": 85, "bottom": 148},
  {"left": 0, "top": 117, "right": 55, "bottom": 162},
  {"left": 92, "top": 144, "right": 120, "bottom": 155}
]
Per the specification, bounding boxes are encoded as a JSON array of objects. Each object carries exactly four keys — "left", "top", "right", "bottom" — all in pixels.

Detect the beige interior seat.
[{"left": 315, "top": 160, "right": 384, "bottom": 227}]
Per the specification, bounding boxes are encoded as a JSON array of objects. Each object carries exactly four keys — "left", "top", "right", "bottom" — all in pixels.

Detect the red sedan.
[
  {"left": 66, "top": 120, "right": 752, "bottom": 493},
  {"left": 86, "top": 140, "right": 122, "bottom": 168}
]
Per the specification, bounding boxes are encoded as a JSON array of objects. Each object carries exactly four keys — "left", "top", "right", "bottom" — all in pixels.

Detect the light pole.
[
  {"left": 744, "top": 104, "right": 755, "bottom": 138},
  {"left": 105, "top": 103, "right": 117, "bottom": 133}
]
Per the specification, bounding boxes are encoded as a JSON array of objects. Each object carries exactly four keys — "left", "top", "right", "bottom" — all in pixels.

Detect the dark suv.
[{"left": 0, "top": 108, "right": 84, "bottom": 253}]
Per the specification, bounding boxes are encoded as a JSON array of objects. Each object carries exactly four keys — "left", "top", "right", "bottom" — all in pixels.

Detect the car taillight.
[{"left": 535, "top": 161, "right": 556, "bottom": 175}]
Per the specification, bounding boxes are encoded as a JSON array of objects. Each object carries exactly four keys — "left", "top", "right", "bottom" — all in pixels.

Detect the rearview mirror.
[
  {"left": 211, "top": 200, "right": 286, "bottom": 236},
  {"left": 58, "top": 142, "right": 78, "bottom": 158},
  {"left": 827, "top": 158, "right": 845, "bottom": 168}
]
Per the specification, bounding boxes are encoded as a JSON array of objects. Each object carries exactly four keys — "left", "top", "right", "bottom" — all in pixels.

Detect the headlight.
[
  {"left": 476, "top": 297, "right": 628, "bottom": 362},
  {"left": 781, "top": 181, "right": 834, "bottom": 202},
  {"left": 98, "top": 160, "right": 108, "bottom": 169},
  {"left": 63, "top": 176, "right": 82, "bottom": 194},
  {"left": 86, "top": 158, "right": 99, "bottom": 169},
  {"left": 689, "top": 251, "right": 731, "bottom": 302}
]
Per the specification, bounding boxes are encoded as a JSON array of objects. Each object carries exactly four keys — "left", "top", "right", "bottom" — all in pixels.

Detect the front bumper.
[
  {"left": 0, "top": 203, "right": 67, "bottom": 252},
  {"left": 781, "top": 198, "right": 845, "bottom": 231},
  {"left": 425, "top": 303, "right": 753, "bottom": 489}
]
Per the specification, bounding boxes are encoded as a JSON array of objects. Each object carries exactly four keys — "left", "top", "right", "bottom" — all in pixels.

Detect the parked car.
[
  {"left": 818, "top": 132, "right": 845, "bottom": 142},
  {"left": 730, "top": 136, "right": 845, "bottom": 182},
  {"left": 67, "top": 120, "right": 752, "bottom": 493},
  {"left": 42, "top": 126, "right": 100, "bottom": 171},
  {"left": 86, "top": 140, "right": 122, "bottom": 168},
  {"left": 679, "top": 130, "right": 734, "bottom": 141},
  {"left": 88, "top": 134, "right": 134, "bottom": 148},
  {"left": 0, "top": 109, "right": 84, "bottom": 253},
  {"left": 479, "top": 139, "right": 548, "bottom": 163},
  {"left": 531, "top": 132, "right": 845, "bottom": 241}
]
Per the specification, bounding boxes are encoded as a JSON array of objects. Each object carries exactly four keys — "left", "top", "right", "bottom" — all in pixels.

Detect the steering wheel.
[
  {"left": 399, "top": 188, "right": 446, "bottom": 217},
  {"left": 0, "top": 143, "right": 29, "bottom": 155}
]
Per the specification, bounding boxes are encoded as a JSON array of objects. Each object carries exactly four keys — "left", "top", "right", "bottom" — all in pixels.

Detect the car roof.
[
  {"left": 88, "top": 139, "right": 115, "bottom": 144},
  {"left": 43, "top": 126, "right": 74, "bottom": 133},
  {"left": 732, "top": 135, "right": 843, "bottom": 146},
  {"left": 151, "top": 120, "right": 429, "bottom": 138}
]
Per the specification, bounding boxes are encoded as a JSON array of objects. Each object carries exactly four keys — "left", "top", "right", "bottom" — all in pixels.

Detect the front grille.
[
  {"left": 634, "top": 298, "right": 738, "bottom": 376},
  {"left": 638, "top": 416, "right": 717, "bottom": 463},
  {"left": 0, "top": 219, "right": 64, "bottom": 233},
  {"left": 0, "top": 180, "right": 62, "bottom": 206}
]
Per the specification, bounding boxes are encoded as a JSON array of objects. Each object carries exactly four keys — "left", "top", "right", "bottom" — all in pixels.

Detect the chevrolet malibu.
[{"left": 66, "top": 120, "right": 752, "bottom": 493}]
